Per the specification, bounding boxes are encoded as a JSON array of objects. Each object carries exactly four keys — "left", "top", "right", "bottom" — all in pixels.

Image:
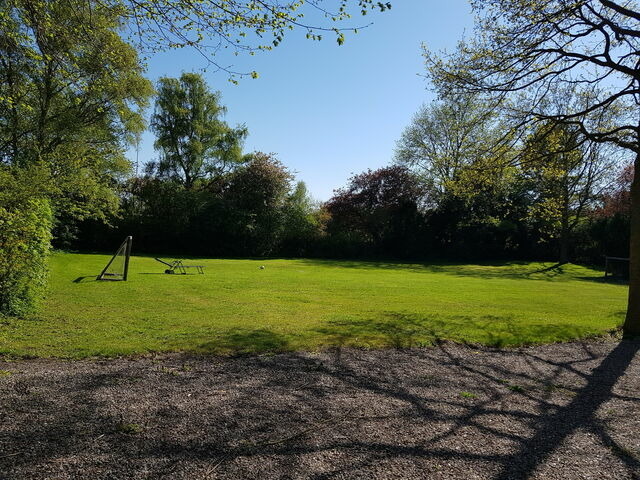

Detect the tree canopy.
[
  {"left": 423, "top": 0, "right": 640, "bottom": 336},
  {"left": 151, "top": 73, "right": 248, "bottom": 189},
  {"left": 522, "top": 121, "right": 614, "bottom": 262},
  {"left": 395, "top": 93, "right": 510, "bottom": 205},
  {"left": 0, "top": 0, "right": 153, "bottom": 221},
  {"left": 101, "top": 0, "right": 391, "bottom": 78},
  {"left": 325, "top": 166, "right": 426, "bottom": 256},
  {"left": 425, "top": 0, "right": 638, "bottom": 151}
]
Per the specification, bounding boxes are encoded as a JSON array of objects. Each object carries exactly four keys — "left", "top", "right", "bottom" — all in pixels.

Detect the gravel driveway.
[{"left": 1, "top": 339, "right": 639, "bottom": 479}]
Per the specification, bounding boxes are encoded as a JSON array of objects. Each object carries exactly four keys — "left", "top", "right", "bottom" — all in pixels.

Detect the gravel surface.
[{"left": 1, "top": 339, "right": 639, "bottom": 479}]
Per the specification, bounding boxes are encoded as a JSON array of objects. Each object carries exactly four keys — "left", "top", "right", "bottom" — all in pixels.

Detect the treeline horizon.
[
  {"left": 62, "top": 176, "right": 632, "bottom": 265},
  {"left": 55, "top": 73, "right": 632, "bottom": 266}
]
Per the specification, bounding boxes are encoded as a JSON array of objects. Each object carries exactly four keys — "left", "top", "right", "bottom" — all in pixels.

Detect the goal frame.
[{"left": 97, "top": 236, "right": 132, "bottom": 281}]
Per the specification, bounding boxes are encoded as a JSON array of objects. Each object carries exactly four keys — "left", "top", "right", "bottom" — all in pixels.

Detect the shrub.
[
  {"left": 222, "top": 153, "right": 294, "bottom": 256},
  {"left": 0, "top": 170, "right": 52, "bottom": 316}
]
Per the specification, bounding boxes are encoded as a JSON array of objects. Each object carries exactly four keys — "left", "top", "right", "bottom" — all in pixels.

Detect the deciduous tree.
[
  {"left": 425, "top": 0, "right": 640, "bottom": 336},
  {"left": 151, "top": 73, "right": 248, "bottom": 189},
  {"left": 0, "top": 0, "right": 153, "bottom": 222},
  {"left": 522, "top": 121, "right": 616, "bottom": 263},
  {"left": 224, "top": 152, "right": 294, "bottom": 255},
  {"left": 325, "top": 166, "right": 425, "bottom": 256},
  {"left": 599, "top": 164, "right": 634, "bottom": 218},
  {"left": 281, "top": 181, "right": 321, "bottom": 256},
  {"left": 395, "top": 93, "right": 508, "bottom": 205}
]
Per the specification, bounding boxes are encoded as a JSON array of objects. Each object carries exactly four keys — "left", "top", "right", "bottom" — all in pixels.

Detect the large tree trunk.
[
  {"left": 559, "top": 207, "right": 570, "bottom": 264},
  {"left": 623, "top": 152, "right": 640, "bottom": 337},
  {"left": 558, "top": 180, "right": 571, "bottom": 264}
]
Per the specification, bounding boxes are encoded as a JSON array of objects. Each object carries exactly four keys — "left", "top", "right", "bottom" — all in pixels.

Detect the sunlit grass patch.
[{"left": 0, "top": 253, "right": 627, "bottom": 358}]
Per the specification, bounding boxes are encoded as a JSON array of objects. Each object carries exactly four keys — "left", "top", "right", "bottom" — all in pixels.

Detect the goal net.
[{"left": 98, "top": 236, "right": 132, "bottom": 281}]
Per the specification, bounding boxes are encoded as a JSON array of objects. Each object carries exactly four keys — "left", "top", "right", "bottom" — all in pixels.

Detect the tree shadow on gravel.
[
  {"left": 489, "top": 340, "right": 640, "bottom": 480},
  {"left": 0, "top": 333, "right": 638, "bottom": 479}
]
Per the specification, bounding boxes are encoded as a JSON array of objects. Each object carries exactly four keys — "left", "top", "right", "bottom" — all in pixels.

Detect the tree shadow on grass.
[
  {"left": 312, "top": 312, "right": 596, "bottom": 349},
  {"left": 72, "top": 275, "right": 97, "bottom": 283},
  {"left": 197, "top": 327, "right": 292, "bottom": 355},
  {"left": 191, "top": 313, "right": 595, "bottom": 357},
  {"left": 298, "top": 258, "right": 605, "bottom": 282},
  {"left": 578, "top": 275, "right": 629, "bottom": 285}
]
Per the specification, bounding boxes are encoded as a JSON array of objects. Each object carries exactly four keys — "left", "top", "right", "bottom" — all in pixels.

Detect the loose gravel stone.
[{"left": 0, "top": 339, "right": 638, "bottom": 479}]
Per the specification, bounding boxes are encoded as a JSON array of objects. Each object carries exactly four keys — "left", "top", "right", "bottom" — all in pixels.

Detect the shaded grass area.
[{"left": 0, "top": 253, "right": 628, "bottom": 358}]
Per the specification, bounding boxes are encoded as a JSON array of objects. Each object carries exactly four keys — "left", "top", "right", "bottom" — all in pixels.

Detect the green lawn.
[{"left": 0, "top": 252, "right": 628, "bottom": 358}]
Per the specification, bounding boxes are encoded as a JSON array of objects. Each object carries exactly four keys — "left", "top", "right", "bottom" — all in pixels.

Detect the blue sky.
[{"left": 132, "top": 0, "right": 474, "bottom": 201}]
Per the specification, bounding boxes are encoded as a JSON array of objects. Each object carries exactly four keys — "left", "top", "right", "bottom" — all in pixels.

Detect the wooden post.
[{"left": 123, "top": 236, "right": 132, "bottom": 281}]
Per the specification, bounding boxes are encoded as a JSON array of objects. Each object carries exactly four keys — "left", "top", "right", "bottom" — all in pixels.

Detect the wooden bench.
[{"left": 604, "top": 256, "right": 629, "bottom": 279}]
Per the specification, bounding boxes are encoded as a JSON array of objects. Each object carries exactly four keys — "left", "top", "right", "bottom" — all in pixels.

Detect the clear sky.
[{"left": 131, "top": 0, "right": 474, "bottom": 201}]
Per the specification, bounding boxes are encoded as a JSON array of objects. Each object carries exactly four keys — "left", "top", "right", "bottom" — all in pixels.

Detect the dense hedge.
[
  {"left": 0, "top": 170, "right": 52, "bottom": 316},
  {"left": 64, "top": 161, "right": 631, "bottom": 266}
]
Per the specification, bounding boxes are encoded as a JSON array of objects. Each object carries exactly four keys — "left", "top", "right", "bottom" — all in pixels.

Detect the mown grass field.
[{"left": 0, "top": 252, "right": 629, "bottom": 358}]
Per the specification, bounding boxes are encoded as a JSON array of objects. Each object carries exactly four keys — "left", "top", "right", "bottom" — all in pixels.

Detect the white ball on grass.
[{"left": 260, "top": 265, "right": 265, "bottom": 270}]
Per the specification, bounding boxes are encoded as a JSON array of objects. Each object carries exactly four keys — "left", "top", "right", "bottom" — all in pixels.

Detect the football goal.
[{"left": 97, "top": 236, "right": 132, "bottom": 281}]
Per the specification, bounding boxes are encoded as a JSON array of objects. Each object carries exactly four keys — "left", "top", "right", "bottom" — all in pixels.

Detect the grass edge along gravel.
[{"left": 0, "top": 253, "right": 628, "bottom": 359}]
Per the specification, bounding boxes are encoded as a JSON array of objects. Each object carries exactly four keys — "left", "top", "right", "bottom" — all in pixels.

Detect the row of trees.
[
  {"left": 324, "top": 162, "right": 631, "bottom": 262},
  {"left": 76, "top": 152, "right": 320, "bottom": 258},
  {"left": 70, "top": 72, "right": 320, "bottom": 257},
  {"left": 71, "top": 85, "right": 632, "bottom": 266},
  {"left": 393, "top": 91, "right": 627, "bottom": 263}
]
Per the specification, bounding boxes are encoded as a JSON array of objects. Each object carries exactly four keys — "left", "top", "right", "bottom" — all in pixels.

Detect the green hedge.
[{"left": 0, "top": 170, "right": 52, "bottom": 316}]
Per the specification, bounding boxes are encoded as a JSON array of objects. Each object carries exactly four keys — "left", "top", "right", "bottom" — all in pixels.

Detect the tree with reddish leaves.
[
  {"left": 587, "top": 164, "right": 633, "bottom": 263},
  {"left": 325, "top": 166, "right": 425, "bottom": 257},
  {"left": 598, "top": 164, "right": 634, "bottom": 219}
]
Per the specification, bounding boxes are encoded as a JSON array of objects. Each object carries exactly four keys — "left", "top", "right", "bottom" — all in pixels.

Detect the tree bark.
[
  {"left": 623, "top": 152, "right": 640, "bottom": 337},
  {"left": 559, "top": 197, "right": 570, "bottom": 264},
  {"left": 559, "top": 236, "right": 569, "bottom": 264}
]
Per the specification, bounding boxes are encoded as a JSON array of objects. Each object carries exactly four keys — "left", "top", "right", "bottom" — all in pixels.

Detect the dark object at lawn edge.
[{"left": 605, "top": 256, "right": 630, "bottom": 280}]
